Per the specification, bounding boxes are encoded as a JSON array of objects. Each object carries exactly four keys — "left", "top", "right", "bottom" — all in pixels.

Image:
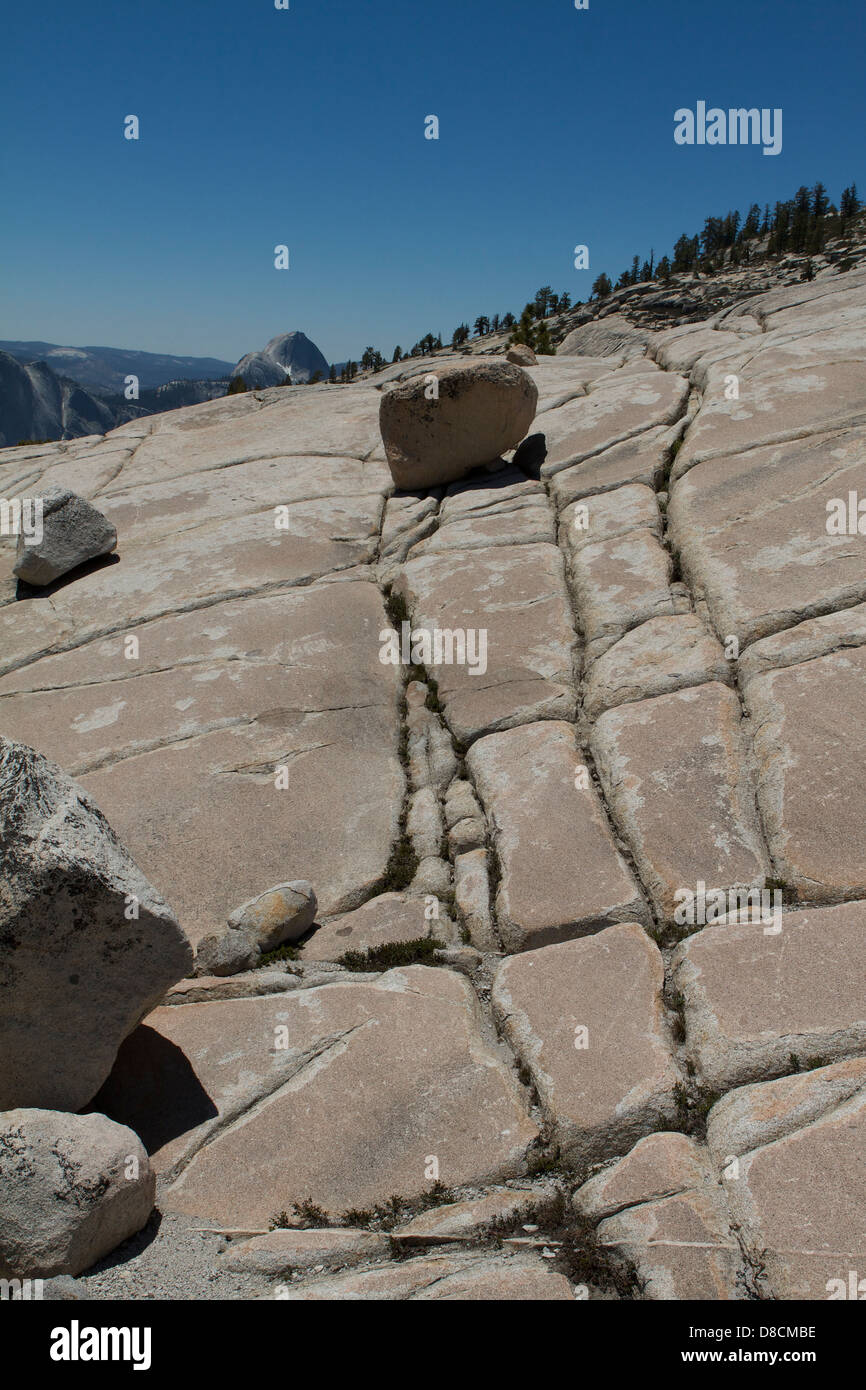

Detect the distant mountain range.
[
  {"left": 0, "top": 341, "right": 236, "bottom": 395},
  {"left": 0, "top": 331, "right": 334, "bottom": 449}
]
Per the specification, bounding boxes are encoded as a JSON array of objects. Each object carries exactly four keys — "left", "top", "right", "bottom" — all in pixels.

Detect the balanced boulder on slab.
[{"left": 379, "top": 361, "right": 538, "bottom": 490}]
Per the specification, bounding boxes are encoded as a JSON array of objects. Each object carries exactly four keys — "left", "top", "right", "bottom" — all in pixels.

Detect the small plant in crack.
[
  {"left": 664, "top": 984, "right": 688, "bottom": 1046},
  {"left": 425, "top": 676, "right": 444, "bottom": 714},
  {"left": 338, "top": 937, "right": 444, "bottom": 972},
  {"left": 732, "top": 1230, "right": 776, "bottom": 1300},
  {"left": 482, "top": 1190, "right": 568, "bottom": 1244},
  {"left": 341, "top": 1182, "right": 454, "bottom": 1231},
  {"left": 270, "top": 1198, "right": 330, "bottom": 1230},
  {"left": 257, "top": 942, "right": 300, "bottom": 968},
  {"left": 559, "top": 1214, "right": 646, "bottom": 1298},
  {"left": 673, "top": 1081, "right": 721, "bottom": 1140},
  {"left": 378, "top": 827, "right": 418, "bottom": 893}
]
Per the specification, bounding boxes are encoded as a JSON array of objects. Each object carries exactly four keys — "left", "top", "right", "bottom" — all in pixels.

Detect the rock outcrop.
[
  {"left": 2, "top": 255, "right": 866, "bottom": 1300},
  {"left": 0, "top": 737, "right": 193, "bottom": 1111},
  {"left": 232, "top": 330, "right": 330, "bottom": 387}
]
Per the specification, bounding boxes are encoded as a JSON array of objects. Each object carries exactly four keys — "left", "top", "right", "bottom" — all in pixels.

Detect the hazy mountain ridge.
[{"left": 0, "top": 341, "right": 236, "bottom": 395}]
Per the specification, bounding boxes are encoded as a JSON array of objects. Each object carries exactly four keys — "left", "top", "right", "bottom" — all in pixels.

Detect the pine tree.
[
  {"left": 535, "top": 321, "right": 555, "bottom": 355},
  {"left": 840, "top": 183, "right": 860, "bottom": 229},
  {"left": 534, "top": 286, "right": 553, "bottom": 317},
  {"left": 591, "top": 273, "right": 612, "bottom": 299},
  {"left": 510, "top": 305, "right": 537, "bottom": 348}
]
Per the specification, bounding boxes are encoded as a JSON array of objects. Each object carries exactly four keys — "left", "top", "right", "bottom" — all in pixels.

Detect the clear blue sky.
[{"left": 1, "top": 0, "right": 862, "bottom": 366}]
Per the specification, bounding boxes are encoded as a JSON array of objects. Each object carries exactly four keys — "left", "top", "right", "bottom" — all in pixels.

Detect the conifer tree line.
[
  {"left": 591, "top": 178, "right": 860, "bottom": 299},
  {"left": 340, "top": 178, "right": 860, "bottom": 372}
]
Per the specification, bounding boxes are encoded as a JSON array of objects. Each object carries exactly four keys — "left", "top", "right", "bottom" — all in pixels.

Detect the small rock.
[
  {"left": 228, "top": 881, "right": 317, "bottom": 950},
  {"left": 195, "top": 881, "right": 317, "bottom": 976},
  {"left": 0, "top": 1110, "right": 154, "bottom": 1278},
  {"left": 194, "top": 928, "right": 259, "bottom": 978},
  {"left": 506, "top": 344, "right": 537, "bottom": 366},
  {"left": 13, "top": 487, "right": 117, "bottom": 586}
]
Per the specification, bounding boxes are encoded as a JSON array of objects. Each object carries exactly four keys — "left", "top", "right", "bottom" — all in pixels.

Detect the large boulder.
[
  {"left": 0, "top": 1109, "right": 155, "bottom": 1278},
  {"left": 379, "top": 361, "right": 538, "bottom": 489},
  {"left": 13, "top": 487, "right": 117, "bottom": 586},
  {"left": 0, "top": 737, "right": 194, "bottom": 1111}
]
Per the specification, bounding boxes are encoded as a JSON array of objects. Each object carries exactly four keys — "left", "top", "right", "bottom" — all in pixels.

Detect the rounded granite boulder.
[{"left": 379, "top": 361, "right": 538, "bottom": 490}]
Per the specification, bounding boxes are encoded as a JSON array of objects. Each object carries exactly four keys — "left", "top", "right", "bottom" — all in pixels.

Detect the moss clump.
[
  {"left": 338, "top": 936, "right": 444, "bottom": 973},
  {"left": 257, "top": 941, "right": 300, "bottom": 968},
  {"left": 379, "top": 832, "right": 418, "bottom": 893}
]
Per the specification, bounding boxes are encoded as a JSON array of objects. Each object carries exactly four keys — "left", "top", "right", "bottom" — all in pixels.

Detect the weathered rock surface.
[
  {"left": 380, "top": 362, "right": 538, "bottom": 490},
  {"left": 583, "top": 614, "right": 731, "bottom": 719},
  {"left": 591, "top": 683, "right": 769, "bottom": 922},
  {"left": 745, "top": 648, "right": 866, "bottom": 902},
  {"left": 276, "top": 1248, "right": 575, "bottom": 1300},
  {"left": 467, "top": 722, "right": 646, "bottom": 949},
  {"left": 298, "top": 893, "right": 437, "bottom": 963},
  {"left": 221, "top": 1227, "right": 390, "bottom": 1276},
  {"left": 0, "top": 1110, "right": 154, "bottom": 1278},
  {"left": 3, "top": 260, "right": 866, "bottom": 1301},
  {"left": 573, "top": 1132, "right": 714, "bottom": 1222},
  {"left": 0, "top": 737, "right": 193, "bottom": 1111},
  {"left": 492, "top": 926, "right": 679, "bottom": 1162},
  {"left": 394, "top": 544, "right": 576, "bottom": 741},
  {"left": 672, "top": 901, "right": 866, "bottom": 1090},
  {"left": 0, "top": 581, "right": 403, "bottom": 944},
  {"left": 13, "top": 487, "right": 117, "bottom": 586},
  {"left": 392, "top": 1188, "right": 546, "bottom": 1245},
  {"left": 94, "top": 966, "right": 538, "bottom": 1226},
  {"left": 596, "top": 1187, "right": 742, "bottom": 1301},
  {"left": 706, "top": 1065, "right": 866, "bottom": 1299}
]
